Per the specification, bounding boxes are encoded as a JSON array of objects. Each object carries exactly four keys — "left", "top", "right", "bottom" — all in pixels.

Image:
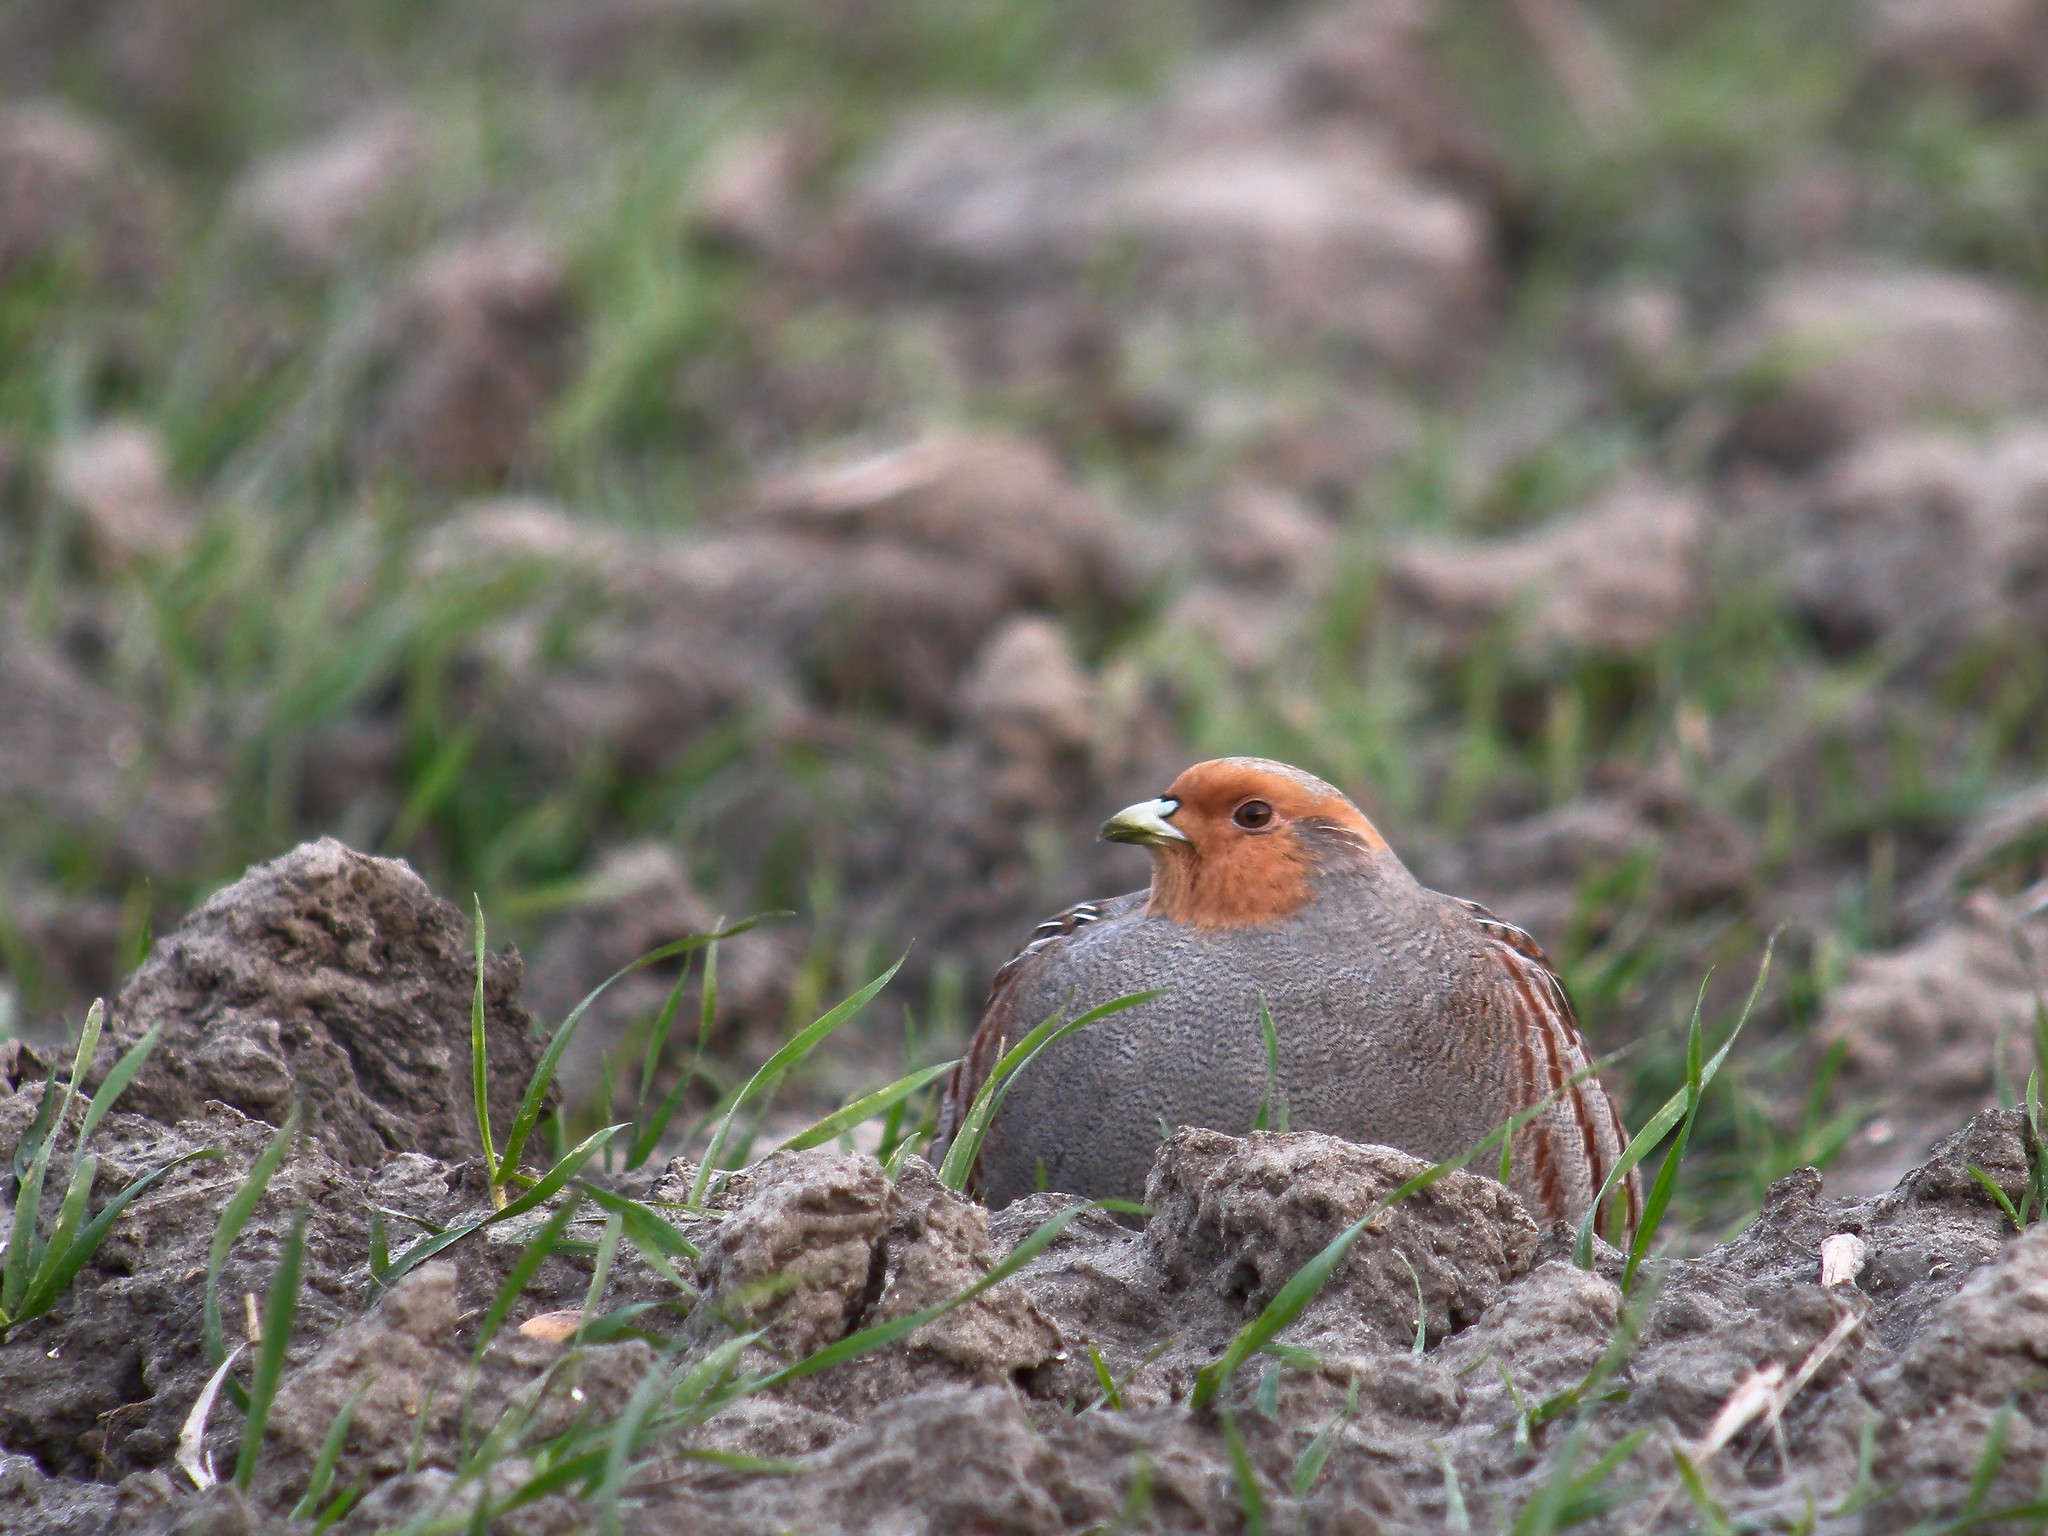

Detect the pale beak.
[{"left": 1100, "top": 797, "right": 1191, "bottom": 847}]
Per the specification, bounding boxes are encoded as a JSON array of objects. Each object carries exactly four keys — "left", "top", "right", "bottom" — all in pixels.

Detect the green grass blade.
[
  {"left": 234, "top": 1205, "right": 307, "bottom": 1492},
  {"left": 573, "top": 1301, "right": 668, "bottom": 1344},
  {"left": 472, "top": 1192, "right": 584, "bottom": 1361},
  {"left": 938, "top": 990, "right": 1162, "bottom": 1191},
  {"left": 497, "top": 1449, "right": 610, "bottom": 1513},
  {"left": 289, "top": 1383, "right": 369, "bottom": 1520},
  {"left": 1829, "top": 1415, "right": 1883, "bottom": 1518},
  {"left": 1089, "top": 1343, "right": 1123, "bottom": 1410},
  {"left": 493, "top": 1342, "right": 751, "bottom": 1514},
  {"left": 43, "top": 1149, "right": 225, "bottom": 1325},
  {"left": 1574, "top": 937, "right": 1775, "bottom": 1276},
  {"left": 381, "top": 1124, "right": 624, "bottom": 1287},
  {"left": 1556, "top": 1427, "right": 1650, "bottom": 1524},
  {"left": 1624, "top": 943, "right": 1775, "bottom": 1291},
  {"left": 3, "top": 1112, "right": 59, "bottom": 1317},
  {"left": 883, "top": 1130, "right": 927, "bottom": 1177},
  {"left": 1666, "top": 1440, "right": 1733, "bottom": 1536},
  {"left": 4, "top": 1001, "right": 107, "bottom": 1315},
  {"left": 1969, "top": 1165, "right": 2024, "bottom": 1230},
  {"left": 637, "top": 955, "right": 694, "bottom": 1106},
  {"left": 576, "top": 1212, "right": 625, "bottom": 1346},
  {"left": 1570, "top": 981, "right": 1708, "bottom": 1270},
  {"left": 1511, "top": 1421, "right": 1590, "bottom": 1536},
  {"left": 1218, "top": 1406, "right": 1267, "bottom": 1536},
  {"left": 1252, "top": 999, "right": 1287, "bottom": 1134},
  {"left": 453, "top": 1356, "right": 580, "bottom": 1495},
  {"left": 596, "top": 1359, "right": 673, "bottom": 1535},
  {"left": 628, "top": 1064, "right": 708, "bottom": 1171},
  {"left": 1622, "top": 966, "right": 1769, "bottom": 1294},
  {"left": 20, "top": 1155, "right": 95, "bottom": 1317},
  {"left": 469, "top": 898, "right": 497, "bottom": 1190},
  {"left": 405, "top": 1385, "right": 437, "bottom": 1475},
  {"left": 668, "top": 1331, "right": 763, "bottom": 1421},
  {"left": 697, "top": 934, "right": 720, "bottom": 1071},
  {"left": 1962, "top": 1400, "right": 2015, "bottom": 1523},
  {"left": 1294, "top": 1379, "right": 1359, "bottom": 1497},
  {"left": 668, "top": 1448, "right": 801, "bottom": 1474},
  {"left": 777, "top": 1061, "right": 957, "bottom": 1154},
  {"left": 1527, "top": 1271, "right": 1660, "bottom": 1431},
  {"left": 1396, "top": 1248, "right": 1426, "bottom": 1355},
  {"left": 11, "top": 1061, "right": 64, "bottom": 1184},
  {"left": 688, "top": 954, "right": 907, "bottom": 1208},
  {"left": 500, "top": 921, "right": 768, "bottom": 1187},
  {"left": 207, "top": 1106, "right": 299, "bottom": 1365},
  {"left": 1626, "top": 1126, "right": 1699, "bottom": 1294},
  {"left": 76, "top": 1024, "right": 160, "bottom": 1148},
  {"left": 571, "top": 1182, "right": 700, "bottom": 1279},
  {"left": 67, "top": 1000, "right": 105, "bottom": 1099},
  {"left": 1431, "top": 1441, "right": 1469, "bottom": 1531},
  {"left": 1571, "top": 1076, "right": 1689, "bottom": 1268}
]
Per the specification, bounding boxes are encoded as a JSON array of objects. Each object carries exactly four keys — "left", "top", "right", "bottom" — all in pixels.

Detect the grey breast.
[{"left": 977, "top": 884, "right": 1516, "bottom": 1207}]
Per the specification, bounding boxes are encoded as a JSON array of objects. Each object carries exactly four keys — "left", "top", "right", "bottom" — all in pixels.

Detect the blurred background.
[{"left": 4, "top": 0, "right": 2048, "bottom": 1235}]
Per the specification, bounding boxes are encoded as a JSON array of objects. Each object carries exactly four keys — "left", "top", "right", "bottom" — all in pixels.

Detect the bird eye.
[{"left": 1232, "top": 799, "right": 1274, "bottom": 829}]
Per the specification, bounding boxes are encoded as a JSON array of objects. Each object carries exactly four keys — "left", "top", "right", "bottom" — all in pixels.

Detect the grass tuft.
[
  {"left": 1573, "top": 936, "right": 1775, "bottom": 1286},
  {"left": 687, "top": 953, "right": 906, "bottom": 1208},
  {"left": 2, "top": 1001, "right": 215, "bottom": 1342}
]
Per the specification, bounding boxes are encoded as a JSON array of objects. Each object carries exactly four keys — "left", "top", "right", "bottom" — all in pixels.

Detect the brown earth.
[{"left": 0, "top": 842, "right": 2042, "bottom": 1532}]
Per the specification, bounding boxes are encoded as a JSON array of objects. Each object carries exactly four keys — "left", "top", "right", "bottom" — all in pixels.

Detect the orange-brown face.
[{"left": 1100, "top": 758, "right": 1385, "bottom": 927}]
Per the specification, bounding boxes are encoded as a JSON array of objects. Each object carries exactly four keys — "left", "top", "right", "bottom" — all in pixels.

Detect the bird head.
[{"left": 1100, "top": 757, "right": 1387, "bottom": 927}]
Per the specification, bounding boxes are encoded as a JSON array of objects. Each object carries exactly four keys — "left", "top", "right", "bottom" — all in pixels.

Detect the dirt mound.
[
  {"left": 49, "top": 421, "right": 195, "bottom": 572},
  {"left": 1816, "top": 893, "right": 2048, "bottom": 1194},
  {"left": 0, "top": 101, "right": 164, "bottom": 287},
  {"left": 100, "top": 837, "right": 546, "bottom": 1172},
  {"left": 1787, "top": 422, "right": 2048, "bottom": 656},
  {"left": 431, "top": 434, "right": 1144, "bottom": 778},
  {"left": 1720, "top": 266, "right": 2048, "bottom": 465},
  {"left": 1145, "top": 1130, "right": 1538, "bottom": 1348},
  {"left": 1386, "top": 477, "right": 1704, "bottom": 659},
  {"left": 824, "top": 0, "right": 1499, "bottom": 391},
  {"left": 1419, "top": 764, "right": 1757, "bottom": 943},
  {"left": 0, "top": 1098, "right": 366, "bottom": 1480}
]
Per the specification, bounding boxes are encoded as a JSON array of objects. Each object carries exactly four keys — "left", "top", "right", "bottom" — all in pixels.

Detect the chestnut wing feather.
[
  {"left": 1452, "top": 898, "right": 1642, "bottom": 1236},
  {"left": 934, "top": 895, "right": 1131, "bottom": 1175}
]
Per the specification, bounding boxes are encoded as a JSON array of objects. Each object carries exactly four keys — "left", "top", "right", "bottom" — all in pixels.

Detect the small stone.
[
  {"left": 1721, "top": 266, "right": 2048, "bottom": 463},
  {"left": 517, "top": 1310, "right": 584, "bottom": 1344}
]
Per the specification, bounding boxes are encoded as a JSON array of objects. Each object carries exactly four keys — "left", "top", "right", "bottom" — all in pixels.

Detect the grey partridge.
[{"left": 936, "top": 757, "right": 1640, "bottom": 1235}]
